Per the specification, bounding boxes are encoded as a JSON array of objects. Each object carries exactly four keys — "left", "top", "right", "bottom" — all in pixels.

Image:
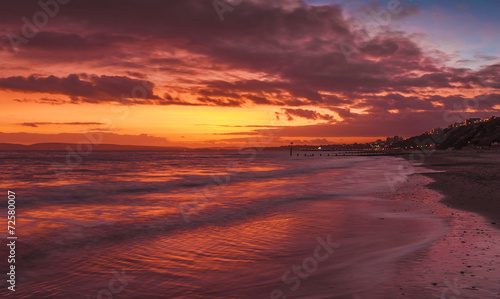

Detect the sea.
[{"left": 0, "top": 150, "right": 455, "bottom": 298}]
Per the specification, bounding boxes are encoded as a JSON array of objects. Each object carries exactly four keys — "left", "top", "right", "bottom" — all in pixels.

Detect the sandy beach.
[
  {"left": 377, "top": 151, "right": 500, "bottom": 298},
  {"left": 416, "top": 151, "right": 500, "bottom": 226}
]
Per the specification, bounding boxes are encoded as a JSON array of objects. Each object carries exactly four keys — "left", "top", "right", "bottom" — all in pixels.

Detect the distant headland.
[{"left": 1, "top": 116, "right": 498, "bottom": 152}]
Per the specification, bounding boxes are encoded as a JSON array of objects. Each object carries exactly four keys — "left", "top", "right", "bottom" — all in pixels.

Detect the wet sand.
[
  {"left": 378, "top": 173, "right": 500, "bottom": 298},
  {"left": 370, "top": 153, "right": 500, "bottom": 298},
  {"left": 413, "top": 150, "right": 500, "bottom": 225}
]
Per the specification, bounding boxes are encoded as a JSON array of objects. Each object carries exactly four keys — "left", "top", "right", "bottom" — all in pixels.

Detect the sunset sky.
[{"left": 1, "top": 0, "right": 499, "bottom": 147}]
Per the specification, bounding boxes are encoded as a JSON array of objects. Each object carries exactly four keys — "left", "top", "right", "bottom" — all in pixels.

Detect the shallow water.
[{"left": 0, "top": 151, "right": 448, "bottom": 298}]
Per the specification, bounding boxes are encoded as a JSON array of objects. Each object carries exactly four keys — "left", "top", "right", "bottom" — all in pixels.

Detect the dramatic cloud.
[
  {"left": 2, "top": 0, "right": 498, "bottom": 107},
  {"left": 17, "top": 122, "right": 105, "bottom": 128},
  {"left": 0, "top": 0, "right": 499, "bottom": 145},
  {"left": 217, "top": 110, "right": 499, "bottom": 138},
  {"left": 0, "top": 74, "right": 161, "bottom": 104},
  {"left": 280, "top": 108, "right": 336, "bottom": 121}
]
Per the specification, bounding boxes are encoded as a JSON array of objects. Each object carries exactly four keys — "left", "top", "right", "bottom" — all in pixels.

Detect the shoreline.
[
  {"left": 371, "top": 161, "right": 500, "bottom": 298},
  {"left": 402, "top": 150, "right": 500, "bottom": 227}
]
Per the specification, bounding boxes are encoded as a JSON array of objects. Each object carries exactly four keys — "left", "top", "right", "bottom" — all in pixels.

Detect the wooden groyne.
[{"left": 296, "top": 151, "right": 404, "bottom": 157}]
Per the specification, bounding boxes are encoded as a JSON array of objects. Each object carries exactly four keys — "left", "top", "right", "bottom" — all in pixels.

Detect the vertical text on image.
[{"left": 7, "top": 190, "right": 17, "bottom": 292}]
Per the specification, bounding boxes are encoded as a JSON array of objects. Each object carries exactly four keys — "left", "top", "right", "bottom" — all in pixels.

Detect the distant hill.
[
  {"left": 0, "top": 143, "right": 192, "bottom": 151},
  {"left": 394, "top": 117, "right": 500, "bottom": 150},
  {"left": 2, "top": 118, "right": 499, "bottom": 152},
  {"left": 0, "top": 143, "right": 29, "bottom": 150}
]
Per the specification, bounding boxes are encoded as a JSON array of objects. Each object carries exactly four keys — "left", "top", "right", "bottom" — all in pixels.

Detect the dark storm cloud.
[
  {"left": 281, "top": 108, "right": 336, "bottom": 121},
  {"left": 1, "top": 0, "right": 498, "bottom": 138},
  {"left": 0, "top": 74, "right": 160, "bottom": 103},
  {"left": 17, "top": 122, "right": 105, "bottom": 128}
]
